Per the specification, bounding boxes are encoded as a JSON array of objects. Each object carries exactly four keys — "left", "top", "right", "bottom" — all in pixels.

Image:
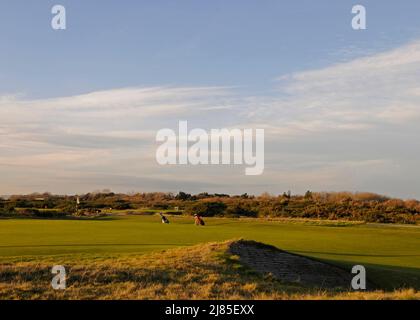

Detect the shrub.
[{"left": 185, "top": 201, "right": 227, "bottom": 217}]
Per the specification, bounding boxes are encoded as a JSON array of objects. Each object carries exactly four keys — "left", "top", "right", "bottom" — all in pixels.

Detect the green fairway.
[{"left": 0, "top": 215, "right": 419, "bottom": 290}]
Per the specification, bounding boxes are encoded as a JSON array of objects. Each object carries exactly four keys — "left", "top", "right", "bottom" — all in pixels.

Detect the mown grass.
[{"left": 0, "top": 215, "right": 419, "bottom": 291}]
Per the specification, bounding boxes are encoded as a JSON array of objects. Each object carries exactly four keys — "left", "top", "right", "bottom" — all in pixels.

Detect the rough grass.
[{"left": 0, "top": 240, "right": 419, "bottom": 300}]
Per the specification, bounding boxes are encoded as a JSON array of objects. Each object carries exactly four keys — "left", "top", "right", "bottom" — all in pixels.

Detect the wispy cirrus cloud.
[
  {"left": 0, "top": 86, "right": 235, "bottom": 147},
  {"left": 2, "top": 41, "right": 420, "bottom": 197},
  {"left": 245, "top": 40, "right": 420, "bottom": 135}
]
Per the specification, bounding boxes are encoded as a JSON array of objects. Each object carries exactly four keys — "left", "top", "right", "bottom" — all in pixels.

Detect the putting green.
[{"left": 0, "top": 215, "right": 419, "bottom": 290}]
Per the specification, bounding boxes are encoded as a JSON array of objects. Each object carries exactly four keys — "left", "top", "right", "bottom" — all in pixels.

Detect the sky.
[{"left": 1, "top": 1, "right": 420, "bottom": 198}]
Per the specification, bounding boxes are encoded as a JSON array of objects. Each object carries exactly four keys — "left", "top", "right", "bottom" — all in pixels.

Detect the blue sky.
[
  {"left": 1, "top": 1, "right": 420, "bottom": 198},
  {"left": 2, "top": 0, "right": 420, "bottom": 97}
]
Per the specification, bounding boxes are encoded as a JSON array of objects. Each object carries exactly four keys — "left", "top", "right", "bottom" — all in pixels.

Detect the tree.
[
  {"left": 175, "top": 192, "right": 192, "bottom": 201},
  {"left": 304, "top": 190, "right": 313, "bottom": 199}
]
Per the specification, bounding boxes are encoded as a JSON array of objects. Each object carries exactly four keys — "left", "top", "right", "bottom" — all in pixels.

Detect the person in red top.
[{"left": 194, "top": 214, "right": 205, "bottom": 226}]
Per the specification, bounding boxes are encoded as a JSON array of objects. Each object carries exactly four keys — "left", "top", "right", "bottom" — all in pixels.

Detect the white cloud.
[
  {"left": 0, "top": 85, "right": 234, "bottom": 148},
  {"left": 2, "top": 40, "right": 420, "bottom": 197},
  {"left": 245, "top": 40, "right": 420, "bottom": 135}
]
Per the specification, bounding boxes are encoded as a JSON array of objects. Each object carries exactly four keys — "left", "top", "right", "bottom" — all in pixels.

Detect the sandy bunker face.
[{"left": 228, "top": 240, "right": 354, "bottom": 289}]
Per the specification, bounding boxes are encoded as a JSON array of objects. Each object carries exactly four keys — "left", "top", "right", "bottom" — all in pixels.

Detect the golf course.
[{"left": 1, "top": 214, "right": 419, "bottom": 298}]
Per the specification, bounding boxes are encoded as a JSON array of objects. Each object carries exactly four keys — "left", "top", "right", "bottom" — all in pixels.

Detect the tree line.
[{"left": 0, "top": 191, "right": 419, "bottom": 224}]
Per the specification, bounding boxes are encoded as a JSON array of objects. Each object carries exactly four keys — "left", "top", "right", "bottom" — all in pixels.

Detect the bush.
[
  {"left": 112, "top": 200, "right": 133, "bottom": 210},
  {"left": 14, "top": 208, "right": 40, "bottom": 216},
  {"left": 34, "top": 210, "right": 66, "bottom": 218},
  {"left": 225, "top": 202, "right": 257, "bottom": 218},
  {"left": 185, "top": 201, "right": 226, "bottom": 217},
  {"left": 0, "top": 204, "right": 15, "bottom": 216}
]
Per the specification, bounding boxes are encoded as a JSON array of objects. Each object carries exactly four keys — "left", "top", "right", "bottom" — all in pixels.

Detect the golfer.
[{"left": 159, "top": 212, "right": 169, "bottom": 224}]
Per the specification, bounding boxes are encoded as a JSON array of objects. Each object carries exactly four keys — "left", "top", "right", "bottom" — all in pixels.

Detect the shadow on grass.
[
  {"left": 236, "top": 242, "right": 420, "bottom": 291},
  {"left": 309, "top": 257, "right": 420, "bottom": 291},
  {"left": 293, "top": 250, "right": 420, "bottom": 258}
]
